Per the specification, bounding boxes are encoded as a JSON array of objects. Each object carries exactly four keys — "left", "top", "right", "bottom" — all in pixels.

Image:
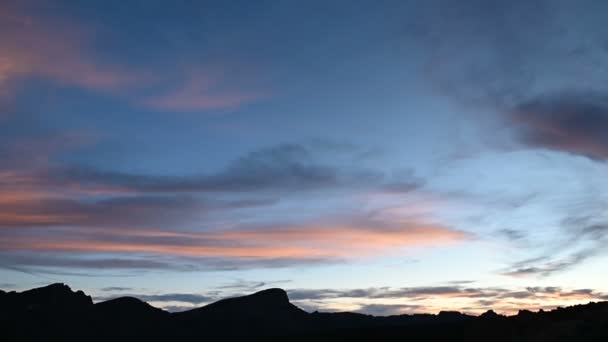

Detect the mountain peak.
[
  {"left": 21, "top": 282, "right": 92, "bottom": 304},
  {"left": 35, "top": 282, "right": 71, "bottom": 292},
  {"left": 480, "top": 310, "right": 502, "bottom": 319},
  {"left": 195, "top": 287, "right": 294, "bottom": 313},
  {"left": 248, "top": 288, "right": 289, "bottom": 304},
  {"left": 95, "top": 296, "right": 168, "bottom": 319},
  {"left": 2, "top": 283, "right": 92, "bottom": 317}
]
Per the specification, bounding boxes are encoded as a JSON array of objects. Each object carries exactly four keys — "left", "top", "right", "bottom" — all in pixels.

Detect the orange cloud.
[{"left": 0, "top": 222, "right": 466, "bottom": 259}]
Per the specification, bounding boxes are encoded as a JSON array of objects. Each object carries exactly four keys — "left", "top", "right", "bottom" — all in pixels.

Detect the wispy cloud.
[
  {"left": 100, "top": 286, "right": 133, "bottom": 292},
  {"left": 0, "top": 218, "right": 466, "bottom": 261},
  {"left": 501, "top": 213, "right": 608, "bottom": 278},
  {"left": 215, "top": 279, "right": 292, "bottom": 292},
  {"left": 287, "top": 285, "right": 608, "bottom": 315},
  {"left": 142, "top": 71, "right": 265, "bottom": 111},
  {"left": 48, "top": 143, "right": 406, "bottom": 194},
  {"left": 0, "top": 3, "right": 265, "bottom": 112},
  {"left": 0, "top": 5, "right": 139, "bottom": 95},
  {"left": 0, "top": 135, "right": 462, "bottom": 273}
]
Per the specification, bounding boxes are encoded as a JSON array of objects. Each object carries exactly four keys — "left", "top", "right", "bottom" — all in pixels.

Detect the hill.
[{"left": 1, "top": 283, "right": 607, "bottom": 340}]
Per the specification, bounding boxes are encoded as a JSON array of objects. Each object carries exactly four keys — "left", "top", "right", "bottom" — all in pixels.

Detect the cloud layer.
[{"left": 0, "top": 131, "right": 461, "bottom": 273}]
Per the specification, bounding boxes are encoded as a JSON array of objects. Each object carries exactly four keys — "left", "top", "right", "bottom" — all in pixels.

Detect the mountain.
[
  {"left": 0, "top": 283, "right": 94, "bottom": 338},
  {"left": 1, "top": 283, "right": 607, "bottom": 341},
  {"left": 172, "top": 288, "right": 310, "bottom": 337},
  {"left": 92, "top": 296, "right": 169, "bottom": 337}
]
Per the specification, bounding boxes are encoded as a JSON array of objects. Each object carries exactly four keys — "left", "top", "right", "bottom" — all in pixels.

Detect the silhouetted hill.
[
  {"left": 172, "top": 288, "right": 310, "bottom": 337},
  {"left": 92, "top": 296, "right": 169, "bottom": 336},
  {"left": 1, "top": 283, "right": 607, "bottom": 341}
]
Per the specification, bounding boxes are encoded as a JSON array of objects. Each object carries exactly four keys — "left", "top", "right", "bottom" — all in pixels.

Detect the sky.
[{"left": 1, "top": 0, "right": 608, "bottom": 315}]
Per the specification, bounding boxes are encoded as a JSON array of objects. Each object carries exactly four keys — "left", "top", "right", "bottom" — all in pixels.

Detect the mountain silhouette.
[
  {"left": 1, "top": 283, "right": 607, "bottom": 341},
  {"left": 172, "top": 288, "right": 310, "bottom": 337}
]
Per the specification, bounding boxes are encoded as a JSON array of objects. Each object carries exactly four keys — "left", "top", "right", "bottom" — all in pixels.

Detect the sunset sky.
[{"left": 2, "top": 0, "right": 608, "bottom": 315}]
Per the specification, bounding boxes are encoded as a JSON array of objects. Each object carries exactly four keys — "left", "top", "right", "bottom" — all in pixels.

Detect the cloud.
[
  {"left": 50, "top": 143, "right": 403, "bottom": 194},
  {"left": 0, "top": 252, "right": 335, "bottom": 276},
  {"left": 289, "top": 286, "right": 486, "bottom": 301},
  {"left": 0, "top": 145, "right": 463, "bottom": 272},
  {"left": 142, "top": 71, "right": 265, "bottom": 111},
  {"left": 0, "top": 218, "right": 466, "bottom": 261},
  {"left": 0, "top": 253, "right": 178, "bottom": 272},
  {"left": 287, "top": 285, "right": 608, "bottom": 315},
  {"left": 288, "top": 285, "right": 607, "bottom": 302},
  {"left": 0, "top": 139, "right": 428, "bottom": 271},
  {"left": 134, "top": 293, "right": 212, "bottom": 304},
  {"left": 97, "top": 293, "right": 213, "bottom": 305},
  {"left": 509, "top": 91, "right": 608, "bottom": 160},
  {"left": 0, "top": 3, "right": 266, "bottom": 112},
  {"left": 496, "top": 229, "right": 527, "bottom": 242},
  {"left": 0, "top": 191, "right": 274, "bottom": 228},
  {"left": 0, "top": 5, "right": 139, "bottom": 95},
  {"left": 216, "top": 279, "right": 292, "bottom": 292},
  {"left": 501, "top": 249, "right": 599, "bottom": 277},
  {"left": 355, "top": 303, "right": 423, "bottom": 316},
  {"left": 0, "top": 94, "right": 432, "bottom": 276},
  {"left": 501, "top": 218, "right": 608, "bottom": 278},
  {"left": 100, "top": 287, "right": 133, "bottom": 292},
  {"left": 417, "top": 1, "right": 608, "bottom": 109}
]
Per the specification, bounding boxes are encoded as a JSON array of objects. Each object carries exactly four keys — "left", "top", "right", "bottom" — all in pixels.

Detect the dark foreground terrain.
[{"left": 1, "top": 283, "right": 607, "bottom": 341}]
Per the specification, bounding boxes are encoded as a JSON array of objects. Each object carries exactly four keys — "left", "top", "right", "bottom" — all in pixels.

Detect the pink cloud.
[
  {"left": 0, "top": 7, "right": 139, "bottom": 94},
  {"left": 0, "top": 5, "right": 263, "bottom": 112}
]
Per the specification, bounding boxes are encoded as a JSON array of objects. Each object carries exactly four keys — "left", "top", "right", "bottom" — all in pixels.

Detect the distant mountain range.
[{"left": 1, "top": 283, "right": 607, "bottom": 340}]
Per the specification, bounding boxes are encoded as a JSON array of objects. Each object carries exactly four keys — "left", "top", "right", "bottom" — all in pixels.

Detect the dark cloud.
[
  {"left": 50, "top": 143, "right": 412, "bottom": 194},
  {"left": 526, "top": 286, "right": 560, "bottom": 294},
  {"left": 497, "top": 229, "right": 527, "bottom": 242},
  {"left": 0, "top": 253, "right": 185, "bottom": 273},
  {"left": 355, "top": 303, "right": 422, "bottom": 316},
  {"left": 510, "top": 91, "right": 608, "bottom": 160},
  {"left": 0, "top": 250, "right": 338, "bottom": 274},
  {"left": 476, "top": 299, "right": 498, "bottom": 307},
  {"left": 446, "top": 280, "right": 476, "bottom": 285}
]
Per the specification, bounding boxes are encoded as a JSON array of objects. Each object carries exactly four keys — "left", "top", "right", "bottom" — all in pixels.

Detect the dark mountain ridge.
[{"left": 1, "top": 283, "right": 607, "bottom": 341}]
